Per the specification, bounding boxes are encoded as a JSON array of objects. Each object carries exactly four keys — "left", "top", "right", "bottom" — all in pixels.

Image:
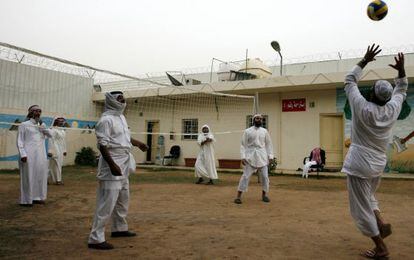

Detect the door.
[
  {"left": 320, "top": 114, "right": 344, "bottom": 169},
  {"left": 146, "top": 121, "right": 159, "bottom": 163}
]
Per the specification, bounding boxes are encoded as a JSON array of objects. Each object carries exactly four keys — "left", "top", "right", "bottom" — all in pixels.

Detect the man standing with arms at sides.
[
  {"left": 342, "top": 44, "right": 407, "bottom": 259},
  {"left": 88, "top": 91, "right": 148, "bottom": 250},
  {"left": 17, "top": 105, "right": 50, "bottom": 206},
  {"left": 48, "top": 117, "right": 67, "bottom": 185},
  {"left": 234, "top": 114, "right": 274, "bottom": 204}
]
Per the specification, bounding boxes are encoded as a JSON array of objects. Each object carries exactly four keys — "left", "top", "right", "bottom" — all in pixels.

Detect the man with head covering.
[
  {"left": 342, "top": 44, "right": 408, "bottom": 259},
  {"left": 195, "top": 125, "right": 218, "bottom": 185},
  {"left": 47, "top": 117, "right": 67, "bottom": 185},
  {"left": 234, "top": 114, "right": 274, "bottom": 204},
  {"left": 17, "top": 105, "right": 51, "bottom": 206},
  {"left": 88, "top": 91, "right": 148, "bottom": 250}
]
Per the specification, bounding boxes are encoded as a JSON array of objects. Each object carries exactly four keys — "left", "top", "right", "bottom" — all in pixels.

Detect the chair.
[
  {"left": 162, "top": 145, "right": 181, "bottom": 166},
  {"left": 302, "top": 148, "right": 326, "bottom": 179}
]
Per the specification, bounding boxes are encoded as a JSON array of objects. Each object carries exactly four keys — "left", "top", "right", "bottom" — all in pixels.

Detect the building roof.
[{"left": 92, "top": 53, "right": 414, "bottom": 101}]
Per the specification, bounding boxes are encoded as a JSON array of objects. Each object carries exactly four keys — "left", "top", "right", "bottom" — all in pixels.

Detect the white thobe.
[
  {"left": 17, "top": 119, "right": 50, "bottom": 204},
  {"left": 302, "top": 161, "right": 317, "bottom": 179},
  {"left": 341, "top": 65, "right": 408, "bottom": 237},
  {"left": 238, "top": 126, "right": 274, "bottom": 193},
  {"left": 195, "top": 133, "right": 218, "bottom": 180},
  {"left": 89, "top": 114, "right": 136, "bottom": 244},
  {"left": 48, "top": 127, "right": 66, "bottom": 183},
  {"left": 342, "top": 65, "right": 408, "bottom": 178}
]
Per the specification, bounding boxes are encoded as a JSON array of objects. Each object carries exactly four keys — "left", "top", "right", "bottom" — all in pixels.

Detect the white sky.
[{"left": 1, "top": 0, "right": 413, "bottom": 75}]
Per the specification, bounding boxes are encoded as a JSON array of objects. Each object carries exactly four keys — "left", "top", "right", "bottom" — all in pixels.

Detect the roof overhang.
[{"left": 92, "top": 65, "right": 414, "bottom": 101}]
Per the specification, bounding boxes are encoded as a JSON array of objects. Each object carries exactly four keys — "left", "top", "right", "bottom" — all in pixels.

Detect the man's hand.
[
  {"left": 358, "top": 44, "right": 382, "bottom": 69},
  {"left": 21, "top": 157, "right": 27, "bottom": 163},
  {"left": 131, "top": 138, "right": 149, "bottom": 152},
  {"left": 389, "top": 52, "right": 406, "bottom": 78},
  {"left": 138, "top": 143, "right": 149, "bottom": 152},
  {"left": 241, "top": 159, "right": 248, "bottom": 166},
  {"left": 110, "top": 163, "right": 122, "bottom": 176}
]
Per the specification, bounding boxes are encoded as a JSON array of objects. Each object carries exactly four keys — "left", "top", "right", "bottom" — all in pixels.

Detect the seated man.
[{"left": 302, "top": 147, "right": 325, "bottom": 178}]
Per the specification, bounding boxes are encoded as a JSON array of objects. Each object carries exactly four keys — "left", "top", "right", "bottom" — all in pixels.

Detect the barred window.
[{"left": 182, "top": 119, "right": 198, "bottom": 140}]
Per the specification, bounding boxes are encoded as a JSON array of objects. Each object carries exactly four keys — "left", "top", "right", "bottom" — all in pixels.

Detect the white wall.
[{"left": 0, "top": 59, "right": 99, "bottom": 169}]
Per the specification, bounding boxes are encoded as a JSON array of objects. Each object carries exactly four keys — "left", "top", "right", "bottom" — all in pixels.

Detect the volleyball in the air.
[{"left": 367, "top": 0, "right": 388, "bottom": 21}]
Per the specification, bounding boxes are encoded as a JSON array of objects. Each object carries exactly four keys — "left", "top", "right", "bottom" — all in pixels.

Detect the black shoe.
[
  {"left": 262, "top": 196, "right": 270, "bottom": 203},
  {"left": 111, "top": 231, "right": 137, "bottom": 237},
  {"left": 88, "top": 241, "right": 114, "bottom": 250},
  {"left": 19, "top": 204, "right": 33, "bottom": 207},
  {"left": 206, "top": 180, "right": 214, "bottom": 185},
  {"left": 32, "top": 200, "right": 45, "bottom": 205},
  {"left": 234, "top": 198, "right": 242, "bottom": 204},
  {"left": 195, "top": 178, "right": 204, "bottom": 184}
]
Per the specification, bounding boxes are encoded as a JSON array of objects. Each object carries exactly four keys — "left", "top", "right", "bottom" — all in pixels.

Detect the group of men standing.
[
  {"left": 192, "top": 44, "right": 408, "bottom": 259},
  {"left": 17, "top": 105, "right": 67, "bottom": 207},
  {"left": 16, "top": 45, "right": 408, "bottom": 258}
]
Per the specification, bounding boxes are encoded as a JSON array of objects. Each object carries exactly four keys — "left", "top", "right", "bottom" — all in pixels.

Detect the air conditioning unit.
[{"left": 185, "top": 78, "right": 201, "bottom": 85}]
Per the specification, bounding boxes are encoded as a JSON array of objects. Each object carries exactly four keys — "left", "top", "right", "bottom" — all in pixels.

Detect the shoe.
[
  {"left": 88, "top": 241, "right": 114, "bottom": 250},
  {"left": 195, "top": 178, "right": 204, "bottom": 184},
  {"left": 234, "top": 198, "right": 242, "bottom": 204},
  {"left": 19, "top": 204, "right": 33, "bottom": 207},
  {"left": 111, "top": 231, "right": 137, "bottom": 237},
  {"left": 32, "top": 200, "right": 45, "bottom": 205},
  {"left": 262, "top": 196, "right": 270, "bottom": 203},
  {"left": 206, "top": 180, "right": 214, "bottom": 185}
]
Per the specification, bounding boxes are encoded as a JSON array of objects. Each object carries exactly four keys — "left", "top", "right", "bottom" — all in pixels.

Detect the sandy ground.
[{"left": 0, "top": 166, "right": 414, "bottom": 259}]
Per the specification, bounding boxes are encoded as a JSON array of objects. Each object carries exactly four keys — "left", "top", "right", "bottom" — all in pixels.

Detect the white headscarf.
[
  {"left": 201, "top": 125, "right": 214, "bottom": 139},
  {"left": 102, "top": 92, "right": 126, "bottom": 116},
  {"left": 50, "top": 116, "right": 65, "bottom": 128},
  {"left": 253, "top": 114, "right": 262, "bottom": 120},
  {"left": 25, "top": 105, "right": 41, "bottom": 121},
  {"left": 374, "top": 80, "right": 393, "bottom": 103}
]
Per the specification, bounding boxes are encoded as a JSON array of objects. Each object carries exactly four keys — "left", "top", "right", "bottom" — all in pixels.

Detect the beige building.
[
  {"left": 93, "top": 55, "right": 414, "bottom": 171},
  {"left": 1, "top": 43, "right": 413, "bottom": 172}
]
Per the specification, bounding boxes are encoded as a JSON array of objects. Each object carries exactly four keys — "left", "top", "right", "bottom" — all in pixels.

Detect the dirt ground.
[{"left": 0, "top": 167, "right": 413, "bottom": 260}]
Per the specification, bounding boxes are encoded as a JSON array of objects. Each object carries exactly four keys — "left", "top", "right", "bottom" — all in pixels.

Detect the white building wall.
[{"left": 0, "top": 59, "right": 99, "bottom": 169}]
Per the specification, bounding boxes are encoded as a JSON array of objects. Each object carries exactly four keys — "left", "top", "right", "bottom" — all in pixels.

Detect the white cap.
[
  {"left": 374, "top": 80, "right": 393, "bottom": 102},
  {"left": 253, "top": 114, "right": 262, "bottom": 119}
]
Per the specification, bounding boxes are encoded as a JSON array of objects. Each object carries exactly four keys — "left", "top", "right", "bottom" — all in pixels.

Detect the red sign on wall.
[{"left": 282, "top": 98, "right": 306, "bottom": 112}]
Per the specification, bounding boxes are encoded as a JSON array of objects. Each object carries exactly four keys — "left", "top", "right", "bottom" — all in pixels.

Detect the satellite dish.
[{"left": 271, "top": 41, "right": 281, "bottom": 52}]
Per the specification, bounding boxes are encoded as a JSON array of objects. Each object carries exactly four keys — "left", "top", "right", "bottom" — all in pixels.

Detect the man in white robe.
[
  {"left": 17, "top": 105, "right": 50, "bottom": 206},
  {"left": 88, "top": 91, "right": 148, "bottom": 250},
  {"left": 234, "top": 114, "right": 274, "bottom": 204},
  {"left": 48, "top": 117, "right": 67, "bottom": 185},
  {"left": 342, "top": 44, "right": 407, "bottom": 259},
  {"left": 195, "top": 125, "right": 218, "bottom": 185}
]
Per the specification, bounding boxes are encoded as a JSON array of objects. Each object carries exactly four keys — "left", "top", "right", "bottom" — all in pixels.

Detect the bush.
[
  {"left": 75, "top": 147, "right": 98, "bottom": 166},
  {"left": 268, "top": 158, "right": 277, "bottom": 173}
]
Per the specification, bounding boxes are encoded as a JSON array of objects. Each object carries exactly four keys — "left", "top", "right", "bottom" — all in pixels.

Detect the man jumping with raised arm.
[{"left": 342, "top": 44, "right": 408, "bottom": 259}]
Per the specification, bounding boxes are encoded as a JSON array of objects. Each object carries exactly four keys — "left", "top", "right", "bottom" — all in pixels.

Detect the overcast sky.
[{"left": 1, "top": 0, "right": 413, "bottom": 75}]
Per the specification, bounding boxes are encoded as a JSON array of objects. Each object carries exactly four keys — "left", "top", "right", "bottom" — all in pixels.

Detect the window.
[
  {"left": 182, "top": 119, "right": 198, "bottom": 140},
  {"left": 246, "top": 115, "right": 268, "bottom": 129}
]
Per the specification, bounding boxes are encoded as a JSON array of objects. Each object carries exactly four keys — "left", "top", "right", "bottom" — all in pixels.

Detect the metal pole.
[
  {"left": 245, "top": 49, "right": 248, "bottom": 74},
  {"left": 254, "top": 92, "right": 259, "bottom": 114},
  {"left": 209, "top": 58, "right": 214, "bottom": 83},
  {"left": 280, "top": 53, "right": 283, "bottom": 76}
]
